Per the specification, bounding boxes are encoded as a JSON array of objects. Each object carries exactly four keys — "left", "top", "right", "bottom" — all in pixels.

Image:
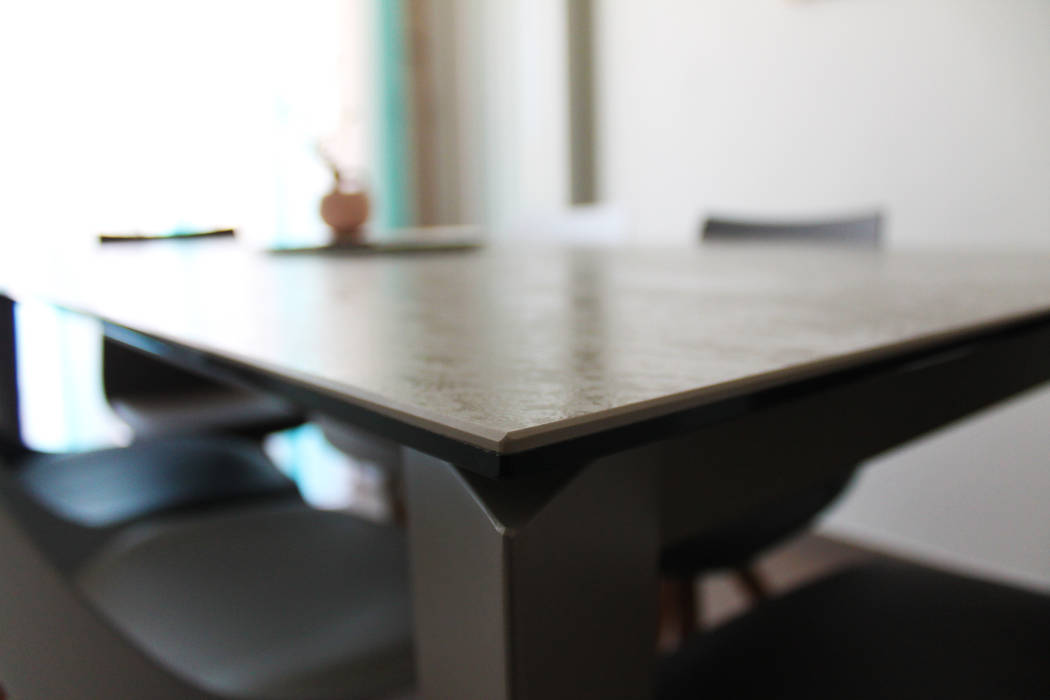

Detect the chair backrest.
[
  {"left": 102, "top": 339, "right": 218, "bottom": 401},
  {"left": 701, "top": 212, "right": 883, "bottom": 248},
  {"left": 0, "top": 295, "right": 25, "bottom": 456},
  {"left": 96, "top": 233, "right": 235, "bottom": 402}
]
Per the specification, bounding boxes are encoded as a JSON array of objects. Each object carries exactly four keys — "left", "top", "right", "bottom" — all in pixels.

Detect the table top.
[{"left": 5, "top": 241, "right": 1050, "bottom": 470}]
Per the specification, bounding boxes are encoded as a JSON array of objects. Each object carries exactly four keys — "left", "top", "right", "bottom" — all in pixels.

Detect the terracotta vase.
[{"left": 320, "top": 186, "right": 370, "bottom": 243}]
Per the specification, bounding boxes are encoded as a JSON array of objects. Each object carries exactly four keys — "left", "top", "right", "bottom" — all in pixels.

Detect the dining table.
[{"left": 3, "top": 239, "right": 1050, "bottom": 699}]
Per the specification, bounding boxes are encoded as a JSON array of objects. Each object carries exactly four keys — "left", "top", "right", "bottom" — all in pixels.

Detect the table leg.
[
  {"left": 1, "top": 295, "right": 22, "bottom": 453},
  {"left": 404, "top": 447, "right": 660, "bottom": 700}
]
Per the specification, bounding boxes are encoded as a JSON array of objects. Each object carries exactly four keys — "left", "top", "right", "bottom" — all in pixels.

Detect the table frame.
[{"left": 0, "top": 297, "right": 20, "bottom": 457}]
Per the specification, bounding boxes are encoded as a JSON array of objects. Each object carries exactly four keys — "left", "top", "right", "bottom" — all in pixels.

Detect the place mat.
[{"left": 267, "top": 226, "right": 483, "bottom": 256}]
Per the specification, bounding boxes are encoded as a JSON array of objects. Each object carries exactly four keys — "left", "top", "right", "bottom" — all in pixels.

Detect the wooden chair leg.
[
  {"left": 678, "top": 577, "right": 700, "bottom": 639},
  {"left": 734, "top": 565, "right": 769, "bottom": 602},
  {"left": 659, "top": 577, "right": 700, "bottom": 649}
]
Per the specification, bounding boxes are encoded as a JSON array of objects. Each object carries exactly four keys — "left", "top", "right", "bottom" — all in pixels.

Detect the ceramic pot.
[{"left": 320, "top": 188, "right": 370, "bottom": 242}]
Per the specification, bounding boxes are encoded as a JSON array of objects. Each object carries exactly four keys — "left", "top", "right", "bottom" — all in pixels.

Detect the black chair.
[
  {"left": 660, "top": 474, "right": 855, "bottom": 634},
  {"left": 1, "top": 471, "right": 415, "bottom": 699},
  {"left": 313, "top": 413, "right": 406, "bottom": 522},
  {"left": 1, "top": 295, "right": 414, "bottom": 698},
  {"left": 657, "top": 561, "right": 1050, "bottom": 700},
  {"left": 3, "top": 295, "right": 298, "bottom": 530},
  {"left": 660, "top": 211, "right": 884, "bottom": 640},
  {"left": 701, "top": 212, "right": 883, "bottom": 247},
  {"left": 103, "top": 339, "right": 303, "bottom": 441},
  {"left": 98, "top": 231, "right": 303, "bottom": 441}
]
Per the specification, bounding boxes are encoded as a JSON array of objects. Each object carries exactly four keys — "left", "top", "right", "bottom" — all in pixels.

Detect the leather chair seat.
[
  {"left": 18, "top": 436, "right": 297, "bottom": 528},
  {"left": 78, "top": 503, "right": 414, "bottom": 700},
  {"left": 657, "top": 562, "right": 1050, "bottom": 700},
  {"left": 313, "top": 415, "right": 402, "bottom": 474}
]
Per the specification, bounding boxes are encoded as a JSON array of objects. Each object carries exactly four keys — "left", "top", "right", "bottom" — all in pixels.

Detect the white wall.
[
  {"left": 596, "top": 0, "right": 1050, "bottom": 249},
  {"left": 596, "top": 0, "right": 1050, "bottom": 588}
]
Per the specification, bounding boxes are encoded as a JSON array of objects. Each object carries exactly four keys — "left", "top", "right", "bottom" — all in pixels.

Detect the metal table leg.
[
  {"left": 405, "top": 447, "right": 661, "bottom": 700},
  {"left": 1, "top": 295, "right": 21, "bottom": 453}
]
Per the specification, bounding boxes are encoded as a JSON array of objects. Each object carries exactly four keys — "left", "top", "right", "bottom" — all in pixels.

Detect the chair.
[
  {"left": 660, "top": 474, "right": 855, "bottom": 635},
  {"left": 1, "top": 473, "right": 414, "bottom": 699},
  {"left": 701, "top": 212, "right": 883, "bottom": 247},
  {"left": 656, "top": 561, "right": 1050, "bottom": 700},
  {"left": 98, "top": 231, "right": 303, "bottom": 441},
  {"left": 313, "top": 414, "right": 406, "bottom": 522},
  {"left": 660, "top": 211, "right": 883, "bottom": 640},
  {"left": 3, "top": 294, "right": 298, "bottom": 530},
  {"left": 103, "top": 339, "right": 304, "bottom": 441},
  {"left": 1, "top": 295, "right": 414, "bottom": 699}
]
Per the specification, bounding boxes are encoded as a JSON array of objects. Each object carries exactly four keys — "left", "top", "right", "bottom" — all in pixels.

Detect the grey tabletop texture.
[{"left": 4, "top": 241, "right": 1050, "bottom": 454}]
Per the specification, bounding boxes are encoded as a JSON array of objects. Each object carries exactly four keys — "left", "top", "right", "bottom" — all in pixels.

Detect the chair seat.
[
  {"left": 657, "top": 562, "right": 1050, "bottom": 700},
  {"left": 112, "top": 389, "right": 303, "bottom": 440},
  {"left": 77, "top": 504, "right": 414, "bottom": 700},
  {"left": 660, "top": 475, "right": 853, "bottom": 577},
  {"left": 18, "top": 436, "right": 298, "bottom": 528},
  {"left": 314, "top": 415, "right": 402, "bottom": 474}
]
